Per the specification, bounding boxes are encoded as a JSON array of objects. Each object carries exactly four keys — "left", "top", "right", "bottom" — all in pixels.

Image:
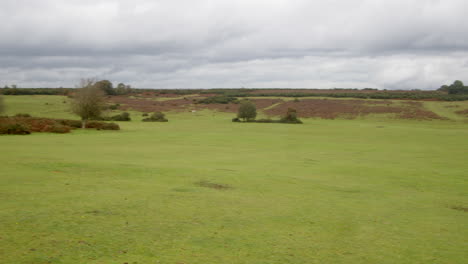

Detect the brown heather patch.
[{"left": 264, "top": 99, "right": 447, "bottom": 120}]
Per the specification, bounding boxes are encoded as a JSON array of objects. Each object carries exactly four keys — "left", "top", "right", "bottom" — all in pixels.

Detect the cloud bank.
[{"left": 1, "top": 0, "right": 467, "bottom": 89}]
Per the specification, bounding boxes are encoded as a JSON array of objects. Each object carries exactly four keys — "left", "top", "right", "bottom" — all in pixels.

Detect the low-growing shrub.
[
  {"left": 0, "top": 123, "right": 31, "bottom": 135},
  {"left": 142, "top": 113, "right": 149, "bottom": 116},
  {"left": 109, "top": 112, "right": 131, "bottom": 121},
  {"left": 142, "top": 112, "right": 168, "bottom": 122},
  {"left": 100, "top": 123, "right": 120, "bottom": 130},
  {"left": 232, "top": 117, "right": 240, "bottom": 122},
  {"left": 86, "top": 121, "right": 120, "bottom": 130}
]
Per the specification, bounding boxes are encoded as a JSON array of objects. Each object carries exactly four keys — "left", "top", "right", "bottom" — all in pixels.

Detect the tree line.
[{"left": 1, "top": 80, "right": 468, "bottom": 101}]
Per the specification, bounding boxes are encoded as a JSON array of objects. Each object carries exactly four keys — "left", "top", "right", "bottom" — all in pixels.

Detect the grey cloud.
[{"left": 0, "top": 0, "right": 467, "bottom": 89}]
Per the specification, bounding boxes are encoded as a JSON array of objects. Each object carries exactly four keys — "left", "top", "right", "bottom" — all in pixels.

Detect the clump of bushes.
[
  {"left": 142, "top": 112, "right": 168, "bottom": 122},
  {"left": 280, "top": 108, "right": 303, "bottom": 124},
  {"left": 109, "top": 112, "right": 131, "bottom": 121},
  {"left": 0, "top": 123, "right": 31, "bottom": 135},
  {"left": 0, "top": 116, "right": 120, "bottom": 135},
  {"left": 232, "top": 107, "right": 302, "bottom": 124},
  {"left": 86, "top": 121, "right": 120, "bottom": 130}
]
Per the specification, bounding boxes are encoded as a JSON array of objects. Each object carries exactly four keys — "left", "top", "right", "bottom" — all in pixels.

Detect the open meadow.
[{"left": 1, "top": 95, "right": 468, "bottom": 263}]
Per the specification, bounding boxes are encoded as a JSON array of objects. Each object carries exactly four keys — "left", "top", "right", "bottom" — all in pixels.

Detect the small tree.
[
  {"left": 94, "top": 80, "right": 115, "bottom": 95},
  {"left": 281, "top": 108, "right": 303, "bottom": 124},
  {"left": 72, "top": 79, "right": 105, "bottom": 128},
  {"left": 237, "top": 100, "right": 257, "bottom": 121}
]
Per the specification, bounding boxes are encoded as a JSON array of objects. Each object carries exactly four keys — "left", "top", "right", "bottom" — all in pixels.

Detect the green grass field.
[{"left": 1, "top": 96, "right": 467, "bottom": 263}]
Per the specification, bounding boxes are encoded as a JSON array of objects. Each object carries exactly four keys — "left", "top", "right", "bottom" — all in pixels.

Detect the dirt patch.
[
  {"left": 264, "top": 99, "right": 447, "bottom": 120},
  {"left": 195, "top": 181, "right": 232, "bottom": 190}
]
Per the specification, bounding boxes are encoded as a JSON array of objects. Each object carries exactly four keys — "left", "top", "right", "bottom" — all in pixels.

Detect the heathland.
[{"left": 0, "top": 93, "right": 467, "bottom": 264}]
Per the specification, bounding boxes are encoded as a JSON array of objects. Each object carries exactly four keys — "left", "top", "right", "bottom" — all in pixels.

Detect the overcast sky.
[{"left": 1, "top": 0, "right": 467, "bottom": 89}]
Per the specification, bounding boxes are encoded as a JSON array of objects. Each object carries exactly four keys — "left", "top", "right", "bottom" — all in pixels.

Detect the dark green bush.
[
  {"left": 86, "top": 121, "right": 120, "bottom": 130},
  {"left": 100, "top": 123, "right": 120, "bottom": 130},
  {"left": 0, "top": 123, "right": 31, "bottom": 135},
  {"left": 232, "top": 117, "right": 240, "bottom": 122},
  {"left": 142, "top": 112, "right": 168, "bottom": 122},
  {"left": 109, "top": 112, "right": 131, "bottom": 121}
]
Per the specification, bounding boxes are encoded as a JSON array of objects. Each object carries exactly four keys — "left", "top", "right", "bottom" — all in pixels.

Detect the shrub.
[
  {"left": 142, "top": 113, "right": 149, "bottom": 116},
  {"left": 101, "top": 123, "right": 120, "bottom": 130},
  {"left": 0, "top": 123, "right": 31, "bottom": 135},
  {"left": 109, "top": 112, "right": 131, "bottom": 121},
  {"left": 142, "top": 112, "right": 168, "bottom": 122},
  {"left": 280, "top": 108, "right": 303, "bottom": 124},
  {"left": 86, "top": 121, "right": 120, "bottom": 130},
  {"left": 232, "top": 117, "right": 240, "bottom": 122}
]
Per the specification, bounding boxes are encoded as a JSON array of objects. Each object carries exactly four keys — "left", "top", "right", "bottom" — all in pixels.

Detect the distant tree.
[
  {"left": 94, "top": 80, "right": 115, "bottom": 95},
  {"left": 72, "top": 79, "right": 105, "bottom": 128},
  {"left": 115, "top": 83, "right": 132, "bottom": 95},
  {"left": 237, "top": 100, "right": 257, "bottom": 121},
  {"left": 438, "top": 85, "right": 450, "bottom": 92}
]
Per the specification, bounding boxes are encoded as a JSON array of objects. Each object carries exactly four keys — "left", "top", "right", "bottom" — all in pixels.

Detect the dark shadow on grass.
[
  {"left": 195, "top": 180, "right": 232, "bottom": 190},
  {"left": 450, "top": 205, "right": 468, "bottom": 212}
]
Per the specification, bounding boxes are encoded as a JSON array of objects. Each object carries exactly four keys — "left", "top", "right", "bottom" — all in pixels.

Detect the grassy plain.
[{"left": 1, "top": 95, "right": 467, "bottom": 264}]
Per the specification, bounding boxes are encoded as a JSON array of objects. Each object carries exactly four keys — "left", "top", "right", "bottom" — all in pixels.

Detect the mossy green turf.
[{"left": 1, "top": 96, "right": 468, "bottom": 264}]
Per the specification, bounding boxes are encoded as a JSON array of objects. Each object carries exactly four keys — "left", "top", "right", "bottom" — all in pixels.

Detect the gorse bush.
[
  {"left": 0, "top": 123, "right": 31, "bottom": 135},
  {"left": 0, "top": 116, "right": 120, "bottom": 135},
  {"left": 142, "top": 112, "right": 168, "bottom": 122},
  {"left": 86, "top": 121, "right": 120, "bottom": 130},
  {"left": 108, "top": 112, "right": 131, "bottom": 121}
]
